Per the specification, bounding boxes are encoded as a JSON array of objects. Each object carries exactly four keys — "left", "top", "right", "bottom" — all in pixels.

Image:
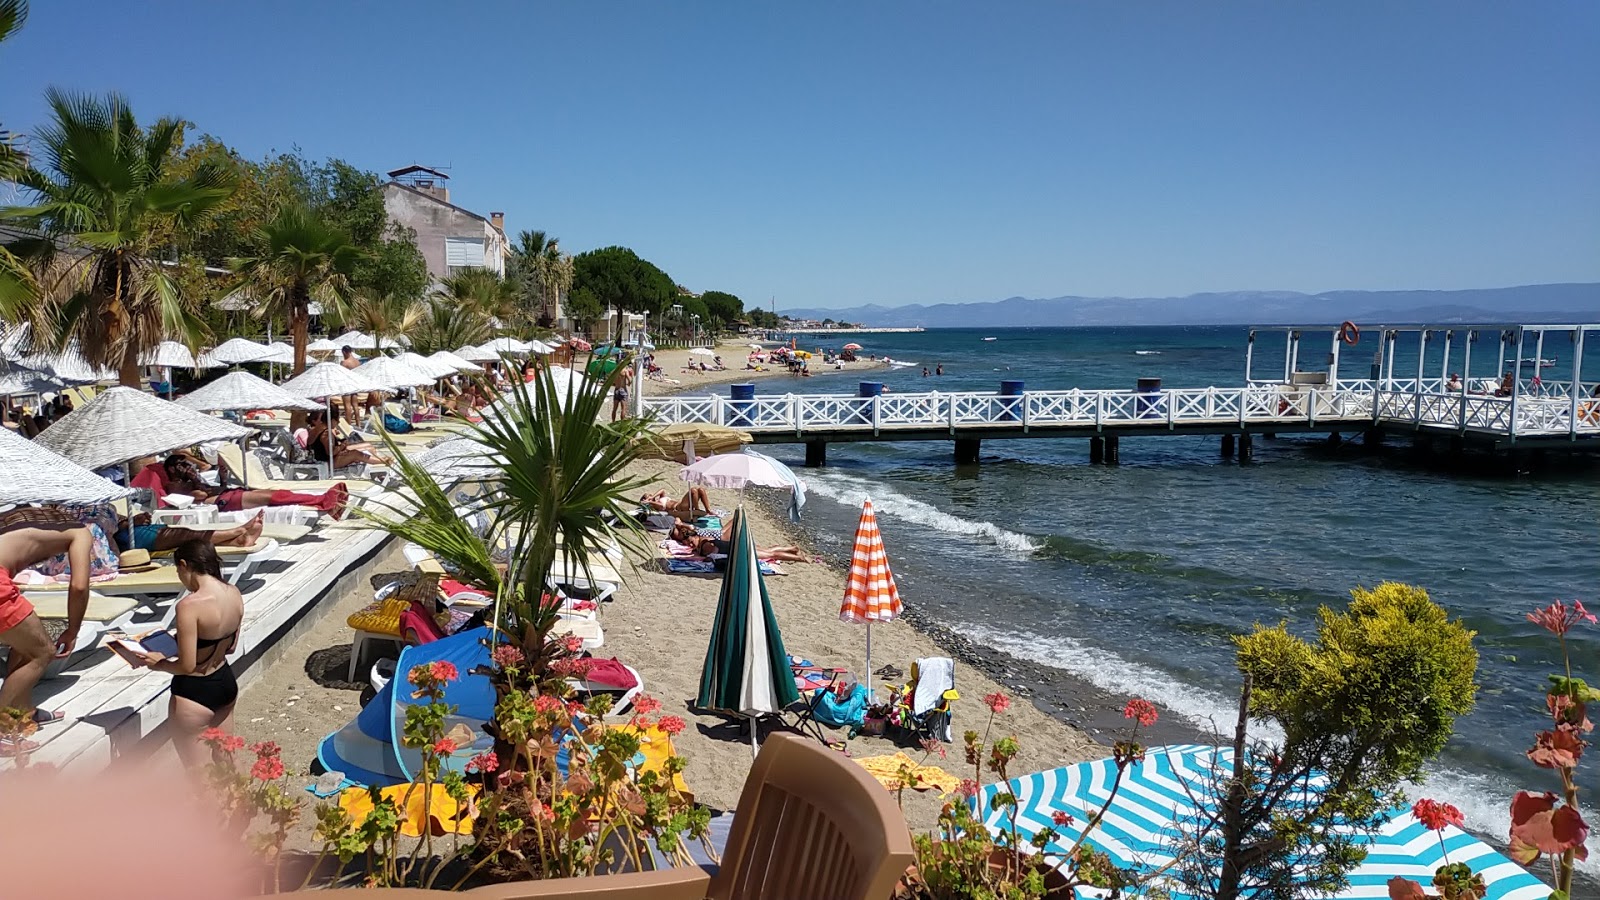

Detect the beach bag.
[{"left": 382, "top": 412, "right": 413, "bottom": 433}]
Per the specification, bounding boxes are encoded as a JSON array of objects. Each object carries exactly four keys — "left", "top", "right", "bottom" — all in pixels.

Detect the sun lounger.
[
  {"left": 21, "top": 564, "right": 187, "bottom": 599},
  {"left": 25, "top": 590, "right": 141, "bottom": 678}
]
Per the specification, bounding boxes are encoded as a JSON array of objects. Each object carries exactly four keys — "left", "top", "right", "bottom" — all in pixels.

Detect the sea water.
[{"left": 738, "top": 325, "right": 1599, "bottom": 865}]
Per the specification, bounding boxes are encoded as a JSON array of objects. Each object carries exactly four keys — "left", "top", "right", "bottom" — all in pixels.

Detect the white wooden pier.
[{"left": 641, "top": 323, "right": 1600, "bottom": 465}]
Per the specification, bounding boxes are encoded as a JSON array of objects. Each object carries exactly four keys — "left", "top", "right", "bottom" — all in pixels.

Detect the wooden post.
[
  {"left": 804, "top": 439, "right": 827, "bottom": 468},
  {"left": 954, "top": 438, "right": 981, "bottom": 466},
  {"left": 1089, "top": 436, "right": 1105, "bottom": 464},
  {"left": 1238, "top": 433, "right": 1253, "bottom": 462},
  {"left": 1104, "top": 435, "right": 1120, "bottom": 464},
  {"left": 1220, "top": 433, "right": 1236, "bottom": 457}
]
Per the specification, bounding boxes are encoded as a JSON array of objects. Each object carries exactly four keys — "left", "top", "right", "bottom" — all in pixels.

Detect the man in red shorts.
[
  {"left": 134, "top": 456, "right": 350, "bottom": 519},
  {"left": 0, "top": 507, "right": 92, "bottom": 755}
]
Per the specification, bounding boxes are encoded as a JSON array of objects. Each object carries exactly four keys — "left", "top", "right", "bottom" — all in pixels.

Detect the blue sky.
[{"left": 2, "top": 2, "right": 1596, "bottom": 309}]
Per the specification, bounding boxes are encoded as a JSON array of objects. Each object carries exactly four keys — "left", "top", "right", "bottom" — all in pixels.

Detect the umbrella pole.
[
  {"left": 326, "top": 397, "right": 335, "bottom": 477},
  {"left": 750, "top": 713, "right": 759, "bottom": 757},
  {"left": 865, "top": 622, "right": 873, "bottom": 686}
]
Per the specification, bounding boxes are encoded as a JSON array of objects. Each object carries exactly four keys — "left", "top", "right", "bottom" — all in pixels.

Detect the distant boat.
[
  {"left": 982, "top": 336, "right": 998, "bottom": 342},
  {"left": 1135, "top": 350, "right": 1161, "bottom": 356},
  {"left": 1515, "top": 357, "right": 1558, "bottom": 369}
]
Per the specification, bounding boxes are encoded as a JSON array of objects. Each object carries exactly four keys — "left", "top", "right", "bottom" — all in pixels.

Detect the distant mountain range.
[{"left": 782, "top": 283, "right": 1600, "bottom": 328}]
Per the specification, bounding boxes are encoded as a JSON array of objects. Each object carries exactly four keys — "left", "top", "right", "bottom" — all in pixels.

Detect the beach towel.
[
  {"left": 912, "top": 657, "right": 956, "bottom": 716},
  {"left": 659, "top": 539, "right": 698, "bottom": 557},
  {"left": 583, "top": 657, "right": 639, "bottom": 690},
  {"left": 853, "top": 752, "right": 962, "bottom": 795},
  {"left": 662, "top": 557, "right": 782, "bottom": 576},
  {"left": 811, "top": 682, "right": 870, "bottom": 728}
]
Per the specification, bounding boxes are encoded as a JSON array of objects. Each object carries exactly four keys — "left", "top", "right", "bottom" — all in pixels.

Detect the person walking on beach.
[
  {"left": 0, "top": 507, "right": 92, "bottom": 754},
  {"left": 132, "top": 540, "right": 243, "bottom": 773},
  {"left": 611, "top": 364, "right": 634, "bottom": 422}
]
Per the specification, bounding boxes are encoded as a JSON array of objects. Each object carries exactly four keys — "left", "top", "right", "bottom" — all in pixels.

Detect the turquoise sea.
[{"left": 725, "top": 325, "right": 1599, "bottom": 865}]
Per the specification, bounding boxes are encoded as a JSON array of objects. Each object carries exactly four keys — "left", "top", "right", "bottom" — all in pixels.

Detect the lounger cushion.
[{"left": 24, "top": 591, "right": 137, "bottom": 623}]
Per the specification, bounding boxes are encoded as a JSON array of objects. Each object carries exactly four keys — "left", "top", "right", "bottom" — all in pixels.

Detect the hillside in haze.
[{"left": 782, "top": 283, "right": 1600, "bottom": 328}]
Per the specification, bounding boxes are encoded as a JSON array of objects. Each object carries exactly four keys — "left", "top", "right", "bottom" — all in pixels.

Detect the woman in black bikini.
[{"left": 136, "top": 540, "right": 244, "bottom": 773}]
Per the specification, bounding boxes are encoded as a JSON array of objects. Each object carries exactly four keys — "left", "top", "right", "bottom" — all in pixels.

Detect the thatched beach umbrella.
[
  {"left": 0, "top": 426, "right": 134, "bottom": 506},
  {"left": 455, "top": 345, "right": 499, "bottom": 364},
  {"left": 427, "top": 350, "right": 483, "bottom": 374},
  {"left": 696, "top": 508, "right": 801, "bottom": 756},
  {"left": 175, "top": 371, "right": 324, "bottom": 413},
  {"left": 481, "top": 337, "right": 531, "bottom": 356},
  {"left": 397, "top": 351, "right": 457, "bottom": 381},
  {"left": 278, "top": 363, "right": 386, "bottom": 466},
  {"left": 0, "top": 364, "right": 65, "bottom": 398},
  {"left": 34, "top": 386, "right": 252, "bottom": 470},
  {"left": 354, "top": 355, "right": 434, "bottom": 392},
  {"left": 139, "top": 341, "right": 200, "bottom": 369},
  {"left": 199, "top": 337, "right": 273, "bottom": 368}
]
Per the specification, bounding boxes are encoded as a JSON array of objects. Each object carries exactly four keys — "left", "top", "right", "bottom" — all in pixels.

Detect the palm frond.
[{"left": 0, "top": 0, "right": 28, "bottom": 44}]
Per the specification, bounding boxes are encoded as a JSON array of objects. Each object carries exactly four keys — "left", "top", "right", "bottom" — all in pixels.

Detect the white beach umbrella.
[
  {"left": 214, "top": 288, "right": 253, "bottom": 312},
  {"left": 0, "top": 364, "right": 66, "bottom": 397},
  {"left": 412, "top": 437, "right": 501, "bottom": 484},
  {"left": 482, "top": 364, "right": 586, "bottom": 417},
  {"left": 307, "top": 337, "right": 342, "bottom": 354},
  {"left": 175, "top": 371, "right": 324, "bottom": 413},
  {"left": 258, "top": 341, "right": 296, "bottom": 365},
  {"left": 688, "top": 347, "right": 717, "bottom": 357},
  {"left": 455, "top": 344, "right": 499, "bottom": 363},
  {"left": 680, "top": 447, "right": 807, "bottom": 520},
  {"left": 482, "top": 337, "right": 530, "bottom": 355},
  {"left": 139, "top": 341, "right": 200, "bottom": 369},
  {"left": 398, "top": 351, "right": 457, "bottom": 380},
  {"left": 199, "top": 337, "right": 273, "bottom": 367},
  {"left": 279, "top": 362, "right": 389, "bottom": 465},
  {"left": 355, "top": 355, "right": 434, "bottom": 391},
  {"left": 525, "top": 340, "right": 554, "bottom": 355},
  {"left": 0, "top": 426, "right": 134, "bottom": 506},
  {"left": 16, "top": 346, "right": 116, "bottom": 384},
  {"left": 0, "top": 323, "right": 31, "bottom": 361},
  {"left": 331, "top": 329, "right": 377, "bottom": 350},
  {"left": 34, "top": 386, "right": 253, "bottom": 470},
  {"left": 427, "top": 350, "right": 483, "bottom": 374}
]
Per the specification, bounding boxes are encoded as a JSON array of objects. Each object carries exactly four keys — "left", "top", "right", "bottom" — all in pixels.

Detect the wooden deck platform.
[{"left": 8, "top": 522, "right": 395, "bottom": 772}]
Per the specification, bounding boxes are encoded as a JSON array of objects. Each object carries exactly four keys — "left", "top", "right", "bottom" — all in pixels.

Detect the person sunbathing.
[
  {"left": 118, "top": 511, "right": 266, "bottom": 554},
  {"left": 690, "top": 535, "right": 809, "bottom": 563},
  {"left": 640, "top": 487, "right": 711, "bottom": 520},
  {"left": 307, "top": 411, "right": 390, "bottom": 469},
  {"left": 138, "top": 456, "right": 351, "bottom": 519},
  {"left": 0, "top": 506, "right": 92, "bottom": 753}
]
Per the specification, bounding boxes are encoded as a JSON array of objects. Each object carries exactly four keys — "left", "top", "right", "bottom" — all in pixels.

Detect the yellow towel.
[
  {"left": 853, "top": 752, "right": 962, "bottom": 795},
  {"left": 338, "top": 782, "right": 480, "bottom": 837}
]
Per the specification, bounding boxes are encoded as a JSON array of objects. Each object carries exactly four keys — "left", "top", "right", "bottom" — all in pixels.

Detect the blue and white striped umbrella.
[{"left": 977, "top": 744, "right": 1547, "bottom": 900}]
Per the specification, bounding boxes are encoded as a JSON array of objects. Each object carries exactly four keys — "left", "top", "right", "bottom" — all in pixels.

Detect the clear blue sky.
[{"left": 2, "top": 2, "right": 1596, "bottom": 310}]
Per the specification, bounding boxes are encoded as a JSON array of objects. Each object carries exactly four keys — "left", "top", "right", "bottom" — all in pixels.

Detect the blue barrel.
[
  {"left": 728, "top": 383, "right": 756, "bottom": 427},
  {"left": 1136, "top": 376, "right": 1164, "bottom": 419},
  {"left": 999, "top": 379, "right": 1026, "bottom": 422},
  {"left": 856, "top": 382, "right": 883, "bottom": 425}
]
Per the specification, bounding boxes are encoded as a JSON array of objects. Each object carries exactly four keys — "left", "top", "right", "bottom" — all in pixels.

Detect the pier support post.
[
  {"left": 1220, "top": 433, "right": 1236, "bottom": 457},
  {"left": 1238, "top": 433, "right": 1254, "bottom": 462},
  {"left": 1089, "top": 436, "right": 1104, "bottom": 464},
  {"left": 804, "top": 439, "right": 827, "bottom": 468},
  {"left": 954, "top": 438, "right": 981, "bottom": 466},
  {"left": 1326, "top": 432, "right": 1342, "bottom": 448},
  {"left": 1104, "top": 435, "right": 1120, "bottom": 464},
  {"left": 1363, "top": 428, "right": 1384, "bottom": 452}
]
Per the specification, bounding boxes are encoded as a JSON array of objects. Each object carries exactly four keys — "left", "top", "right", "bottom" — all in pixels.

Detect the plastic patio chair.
[{"left": 708, "top": 731, "right": 915, "bottom": 900}]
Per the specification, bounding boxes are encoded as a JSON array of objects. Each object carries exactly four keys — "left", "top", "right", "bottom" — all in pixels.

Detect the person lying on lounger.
[
  {"left": 307, "top": 410, "right": 391, "bottom": 470},
  {"left": 137, "top": 456, "right": 351, "bottom": 519},
  {"left": 640, "top": 487, "right": 711, "bottom": 520},
  {"left": 116, "top": 511, "right": 266, "bottom": 554}
]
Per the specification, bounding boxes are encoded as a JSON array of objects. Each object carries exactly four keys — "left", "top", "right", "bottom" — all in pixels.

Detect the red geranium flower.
[
  {"left": 1052, "top": 810, "right": 1075, "bottom": 828},
  {"left": 957, "top": 778, "right": 980, "bottom": 799},
  {"left": 432, "top": 738, "right": 458, "bottom": 756},
  {"left": 1123, "top": 698, "right": 1159, "bottom": 727},
  {"left": 533, "top": 694, "right": 564, "bottom": 714},
  {"left": 983, "top": 692, "right": 1011, "bottom": 714},
  {"left": 250, "top": 756, "right": 285, "bottom": 781},
  {"left": 220, "top": 735, "right": 246, "bottom": 753},
  {"left": 633, "top": 695, "right": 663, "bottom": 715},
  {"left": 252, "top": 740, "right": 281, "bottom": 759},
  {"left": 491, "top": 645, "right": 525, "bottom": 668},
  {"left": 467, "top": 750, "right": 499, "bottom": 774},
  {"left": 200, "top": 726, "right": 227, "bottom": 744},
  {"left": 658, "top": 715, "right": 687, "bottom": 736},
  {"left": 429, "top": 660, "right": 459, "bottom": 683},
  {"left": 1412, "top": 798, "right": 1464, "bottom": 831}
]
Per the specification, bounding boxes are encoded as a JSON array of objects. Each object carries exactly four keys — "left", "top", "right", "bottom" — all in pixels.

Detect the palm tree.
[
  {"left": 438, "top": 267, "right": 516, "bottom": 324},
  {"left": 0, "top": 1, "right": 29, "bottom": 321},
  {"left": 2, "top": 89, "right": 236, "bottom": 385},
  {"left": 228, "top": 206, "right": 361, "bottom": 374},
  {"left": 510, "top": 229, "right": 572, "bottom": 328},
  {"left": 341, "top": 288, "right": 422, "bottom": 354},
  {"left": 406, "top": 296, "right": 493, "bottom": 356},
  {"left": 363, "top": 364, "right": 652, "bottom": 679}
]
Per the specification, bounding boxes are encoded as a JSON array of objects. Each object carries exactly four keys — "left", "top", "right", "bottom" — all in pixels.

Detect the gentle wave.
[
  {"left": 1135, "top": 350, "right": 1162, "bottom": 355},
  {"left": 961, "top": 623, "right": 1598, "bottom": 872},
  {"left": 804, "top": 472, "right": 1041, "bottom": 555}
]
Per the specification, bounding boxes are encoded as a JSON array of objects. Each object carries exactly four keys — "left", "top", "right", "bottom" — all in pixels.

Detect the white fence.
[{"left": 642, "top": 380, "right": 1600, "bottom": 440}]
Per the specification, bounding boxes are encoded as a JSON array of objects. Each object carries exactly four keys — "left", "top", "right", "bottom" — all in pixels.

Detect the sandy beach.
[
  {"left": 640, "top": 339, "right": 889, "bottom": 396},
  {"left": 230, "top": 455, "right": 1122, "bottom": 840}
]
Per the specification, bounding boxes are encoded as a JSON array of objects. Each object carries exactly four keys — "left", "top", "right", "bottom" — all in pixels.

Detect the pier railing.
[{"left": 643, "top": 380, "right": 1600, "bottom": 441}]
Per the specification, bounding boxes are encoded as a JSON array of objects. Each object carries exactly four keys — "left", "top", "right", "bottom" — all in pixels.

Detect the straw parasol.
[
  {"left": 696, "top": 508, "right": 801, "bottom": 756},
  {"left": 140, "top": 341, "right": 200, "bottom": 369},
  {"left": 279, "top": 363, "right": 387, "bottom": 465},
  {"left": 0, "top": 426, "right": 135, "bottom": 506},
  {"left": 33, "top": 386, "right": 253, "bottom": 470},
  {"left": 481, "top": 337, "right": 530, "bottom": 355},
  {"left": 838, "top": 499, "right": 903, "bottom": 681},
  {"left": 331, "top": 329, "right": 376, "bottom": 350},
  {"left": 525, "top": 340, "right": 554, "bottom": 355},
  {"left": 455, "top": 344, "right": 499, "bottom": 363},
  {"left": 354, "top": 355, "right": 434, "bottom": 391},
  {"left": 307, "top": 337, "right": 342, "bottom": 354},
  {"left": 0, "top": 364, "right": 66, "bottom": 397},
  {"left": 175, "top": 371, "right": 324, "bottom": 413},
  {"left": 259, "top": 342, "right": 296, "bottom": 365},
  {"left": 199, "top": 337, "right": 273, "bottom": 367},
  {"left": 16, "top": 346, "right": 115, "bottom": 384},
  {"left": 427, "top": 350, "right": 483, "bottom": 373},
  {"left": 398, "top": 351, "right": 457, "bottom": 380},
  {"left": 978, "top": 744, "right": 1550, "bottom": 900},
  {"left": 412, "top": 437, "right": 500, "bottom": 484}
]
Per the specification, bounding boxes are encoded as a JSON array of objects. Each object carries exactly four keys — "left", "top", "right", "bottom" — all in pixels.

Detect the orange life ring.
[{"left": 1338, "top": 321, "right": 1360, "bottom": 345}]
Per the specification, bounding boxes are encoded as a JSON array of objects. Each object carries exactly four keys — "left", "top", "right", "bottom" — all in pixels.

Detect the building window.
[{"left": 445, "top": 236, "right": 486, "bottom": 269}]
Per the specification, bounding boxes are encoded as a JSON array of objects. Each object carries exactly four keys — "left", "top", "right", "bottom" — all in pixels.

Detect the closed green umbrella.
[{"left": 697, "top": 507, "right": 801, "bottom": 755}]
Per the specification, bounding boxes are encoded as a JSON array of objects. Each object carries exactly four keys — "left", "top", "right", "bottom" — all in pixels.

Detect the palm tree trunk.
[{"left": 291, "top": 284, "right": 309, "bottom": 376}]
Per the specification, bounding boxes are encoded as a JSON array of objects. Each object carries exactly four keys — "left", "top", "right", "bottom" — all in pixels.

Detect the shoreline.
[{"left": 640, "top": 340, "right": 891, "bottom": 397}]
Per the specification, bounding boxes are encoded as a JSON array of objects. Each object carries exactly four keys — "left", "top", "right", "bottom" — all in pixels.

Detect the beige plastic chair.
[
  {"left": 708, "top": 731, "right": 915, "bottom": 900},
  {"left": 464, "top": 868, "right": 712, "bottom": 899}
]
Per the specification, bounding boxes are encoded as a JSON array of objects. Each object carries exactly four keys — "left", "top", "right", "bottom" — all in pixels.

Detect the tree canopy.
[{"left": 571, "top": 246, "right": 675, "bottom": 320}]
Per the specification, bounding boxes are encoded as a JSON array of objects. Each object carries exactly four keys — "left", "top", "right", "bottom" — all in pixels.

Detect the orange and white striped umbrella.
[{"left": 840, "top": 499, "right": 902, "bottom": 624}]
